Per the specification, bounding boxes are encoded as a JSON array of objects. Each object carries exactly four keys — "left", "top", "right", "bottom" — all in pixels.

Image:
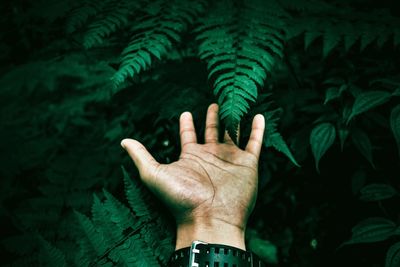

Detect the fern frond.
[
  {"left": 264, "top": 108, "right": 300, "bottom": 167},
  {"left": 91, "top": 194, "right": 123, "bottom": 244},
  {"left": 141, "top": 219, "right": 175, "bottom": 265},
  {"left": 287, "top": 9, "right": 400, "bottom": 56},
  {"left": 82, "top": 0, "right": 137, "bottom": 49},
  {"left": 102, "top": 189, "right": 136, "bottom": 231},
  {"left": 108, "top": 234, "right": 160, "bottom": 267},
  {"left": 66, "top": 0, "right": 110, "bottom": 34},
  {"left": 38, "top": 236, "right": 67, "bottom": 267},
  {"left": 122, "top": 166, "right": 153, "bottom": 222},
  {"left": 111, "top": 0, "right": 206, "bottom": 88},
  {"left": 196, "top": 0, "right": 286, "bottom": 140},
  {"left": 74, "top": 210, "right": 107, "bottom": 256}
]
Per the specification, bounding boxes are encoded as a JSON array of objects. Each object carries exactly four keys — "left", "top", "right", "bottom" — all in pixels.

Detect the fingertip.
[
  {"left": 255, "top": 114, "right": 265, "bottom": 123},
  {"left": 180, "top": 111, "right": 192, "bottom": 120},
  {"left": 208, "top": 103, "right": 219, "bottom": 110},
  {"left": 120, "top": 138, "right": 139, "bottom": 150},
  {"left": 120, "top": 139, "right": 128, "bottom": 149}
]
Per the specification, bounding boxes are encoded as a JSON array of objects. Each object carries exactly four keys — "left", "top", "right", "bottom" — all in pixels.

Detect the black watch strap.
[{"left": 168, "top": 241, "right": 267, "bottom": 267}]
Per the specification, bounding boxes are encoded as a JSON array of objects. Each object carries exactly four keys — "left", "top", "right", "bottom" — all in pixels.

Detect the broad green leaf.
[
  {"left": 310, "top": 122, "right": 336, "bottom": 173},
  {"left": 385, "top": 242, "right": 400, "bottom": 267},
  {"left": 324, "top": 84, "right": 347, "bottom": 104},
  {"left": 248, "top": 237, "right": 278, "bottom": 265},
  {"left": 359, "top": 184, "right": 398, "bottom": 201},
  {"left": 347, "top": 91, "right": 391, "bottom": 123},
  {"left": 390, "top": 105, "right": 400, "bottom": 158},
  {"left": 351, "top": 128, "right": 375, "bottom": 168},
  {"left": 343, "top": 217, "right": 397, "bottom": 246}
]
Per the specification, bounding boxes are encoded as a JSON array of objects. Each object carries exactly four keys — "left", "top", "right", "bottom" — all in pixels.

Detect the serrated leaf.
[
  {"left": 264, "top": 110, "right": 300, "bottom": 167},
  {"left": 390, "top": 105, "right": 400, "bottom": 158},
  {"left": 304, "top": 31, "right": 320, "bottom": 50},
  {"left": 385, "top": 242, "right": 400, "bottom": 267},
  {"left": 347, "top": 91, "right": 392, "bottom": 123},
  {"left": 351, "top": 128, "right": 375, "bottom": 168},
  {"left": 310, "top": 122, "right": 336, "bottom": 173},
  {"left": 360, "top": 184, "right": 398, "bottom": 201},
  {"left": 323, "top": 30, "right": 341, "bottom": 58},
  {"left": 343, "top": 217, "right": 397, "bottom": 246}
]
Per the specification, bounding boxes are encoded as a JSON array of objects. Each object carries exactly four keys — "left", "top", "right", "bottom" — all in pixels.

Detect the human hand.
[{"left": 121, "top": 104, "right": 265, "bottom": 250}]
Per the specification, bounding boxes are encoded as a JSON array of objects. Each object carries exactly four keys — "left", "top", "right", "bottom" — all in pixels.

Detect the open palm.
[{"left": 122, "top": 103, "right": 265, "bottom": 249}]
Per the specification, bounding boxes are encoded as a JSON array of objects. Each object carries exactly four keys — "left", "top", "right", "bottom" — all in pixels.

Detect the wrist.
[{"left": 175, "top": 217, "right": 246, "bottom": 250}]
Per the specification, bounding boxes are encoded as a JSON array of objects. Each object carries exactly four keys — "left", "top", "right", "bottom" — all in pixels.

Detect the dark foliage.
[{"left": 0, "top": 0, "right": 399, "bottom": 266}]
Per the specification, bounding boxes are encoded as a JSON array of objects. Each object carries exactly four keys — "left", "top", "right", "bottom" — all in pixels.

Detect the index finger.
[
  {"left": 245, "top": 114, "right": 265, "bottom": 159},
  {"left": 180, "top": 111, "right": 197, "bottom": 150}
]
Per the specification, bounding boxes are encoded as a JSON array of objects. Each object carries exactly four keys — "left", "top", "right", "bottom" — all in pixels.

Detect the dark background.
[{"left": 0, "top": 0, "right": 399, "bottom": 266}]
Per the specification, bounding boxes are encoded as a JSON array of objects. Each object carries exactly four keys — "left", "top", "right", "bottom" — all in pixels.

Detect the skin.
[{"left": 121, "top": 103, "right": 265, "bottom": 250}]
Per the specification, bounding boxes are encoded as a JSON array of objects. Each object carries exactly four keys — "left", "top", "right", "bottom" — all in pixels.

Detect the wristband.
[{"left": 168, "top": 240, "right": 267, "bottom": 267}]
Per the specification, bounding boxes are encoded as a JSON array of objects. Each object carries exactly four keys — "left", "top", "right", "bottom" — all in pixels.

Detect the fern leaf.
[
  {"left": 196, "top": 0, "right": 286, "bottom": 140},
  {"left": 38, "top": 236, "right": 67, "bottom": 267},
  {"left": 66, "top": 0, "right": 109, "bottom": 33},
  {"left": 102, "top": 189, "right": 136, "bottom": 231},
  {"left": 83, "top": 1, "right": 135, "bottom": 49},
  {"left": 74, "top": 210, "right": 107, "bottom": 256},
  {"left": 304, "top": 30, "right": 321, "bottom": 50},
  {"left": 108, "top": 234, "right": 160, "bottom": 267},
  {"left": 264, "top": 109, "right": 299, "bottom": 167},
  {"left": 91, "top": 194, "right": 123, "bottom": 244},
  {"left": 112, "top": 0, "right": 206, "bottom": 88},
  {"left": 122, "top": 166, "right": 153, "bottom": 222}
]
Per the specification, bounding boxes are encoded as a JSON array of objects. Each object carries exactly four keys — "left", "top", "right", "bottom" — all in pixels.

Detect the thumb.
[{"left": 121, "top": 139, "right": 160, "bottom": 183}]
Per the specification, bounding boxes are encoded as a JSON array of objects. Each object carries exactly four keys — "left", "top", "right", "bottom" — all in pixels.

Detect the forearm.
[{"left": 175, "top": 218, "right": 246, "bottom": 250}]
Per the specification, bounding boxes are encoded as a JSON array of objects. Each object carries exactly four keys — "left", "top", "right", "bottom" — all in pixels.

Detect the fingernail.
[{"left": 120, "top": 139, "right": 127, "bottom": 149}]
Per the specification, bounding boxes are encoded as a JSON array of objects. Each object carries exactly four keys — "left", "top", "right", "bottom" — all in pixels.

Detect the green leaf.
[
  {"left": 74, "top": 210, "right": 107, "bottom": 256},
  {"left": 390, "top": 105, "right": 400, "bottom": 158},
  {"left": 304, "top": 31, "right": 320, "bottom": 50},
  {"left": 343, "top": 217, "right": 397, "bottom": 246},
  {"left": 323, "top": 29, "right": 341, "bottom": 58},
  {"left": 392, "top": 88, "right": 400, "bottom": 96},
  {"left": 122, "top": 166, "right": 153, "bottom": 222},
  {"left": 248, "top": 237, "right": 278, "bottom": 265},
  {"left": 324, "top": 84, "right": 347, "bottom": 104},
  {"left": 310, "top": 122, "right": 336, "bottom": 173},
  {"left": 359, "top": 184, "right": 398, "bottom": 201},
  {"left": 351, "top": 128, "right": 375, "bottom": 168},
  {"left": 264, "top": 110, "right": 300, "bottom": 167},
  {"left": 347, "top": 91, "right": 391, "bottom": 123},
  {"left": 38, "top": 236, "right": 67, "bottom": 267},
  {"left": 385, "top": 242, "right": 400, "bottom": 267}
]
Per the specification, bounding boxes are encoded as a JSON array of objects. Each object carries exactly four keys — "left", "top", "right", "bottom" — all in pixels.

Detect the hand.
[{"left": 121, "top": 104, "right": 265, "bottom": 250}]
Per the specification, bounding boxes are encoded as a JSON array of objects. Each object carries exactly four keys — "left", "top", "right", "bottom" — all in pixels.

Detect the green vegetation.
[{"left": 0, "top": 0, "right": 399, "bottom": 266}]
